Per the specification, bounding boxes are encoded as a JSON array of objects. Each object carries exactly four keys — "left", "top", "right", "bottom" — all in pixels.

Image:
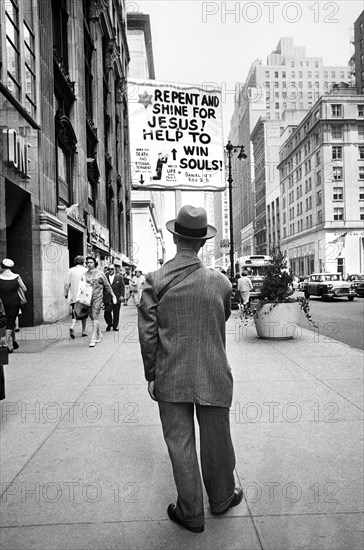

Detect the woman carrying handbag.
[
  {"left": 0, "top": 298, "right": 8, "bottom": 400},
  {"left": 0, "top": 258, "right": 27, "bottom": 352},
  {"left": 83, "top": 257, "right": 117, "bottom": 347}
]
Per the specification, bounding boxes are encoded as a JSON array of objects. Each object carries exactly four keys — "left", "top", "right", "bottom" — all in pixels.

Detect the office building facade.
[
  {"left": 0, "top": 0, "right": 132, "bottom": 324},
  {"left": 278, "top": 91, "right": 364, "bottom": 276},
  {"left": 228, "top": 37, "right": 352, "bottom": 259}
]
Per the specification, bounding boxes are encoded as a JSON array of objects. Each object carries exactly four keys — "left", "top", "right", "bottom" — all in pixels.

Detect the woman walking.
[
  {"left": 0, "top": 259, "right": 27, "bottom": 352},
  {"left": 84, "top": 256, "right": 116, "bottom": 347},
  {"left": 0, "top": 298, "right": 7, "bottom": 400}
]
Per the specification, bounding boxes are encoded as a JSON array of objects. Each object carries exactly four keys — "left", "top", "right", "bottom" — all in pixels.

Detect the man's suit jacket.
[
  {"left": 105, "top": 274, "right": 125, "bottom": 302},
  {"left": 138, "top": 249, "right": 233, "bottom": 407}
]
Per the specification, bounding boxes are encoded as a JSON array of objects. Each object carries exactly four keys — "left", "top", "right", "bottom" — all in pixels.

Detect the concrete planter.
[{"left": 253, "top": 302, "right": 301, "bottom": 340}]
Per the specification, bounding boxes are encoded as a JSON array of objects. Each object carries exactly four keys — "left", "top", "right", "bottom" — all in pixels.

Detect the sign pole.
[{"left": 175, "top": 190, "right": 182, "bottom": 216}]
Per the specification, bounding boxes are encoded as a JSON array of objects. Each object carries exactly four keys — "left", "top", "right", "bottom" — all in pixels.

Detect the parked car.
[
  {"left": 302, "top": 273, "right": 357, "bottom": 301},
  {"left": 297, "top": 276, "right": 308, "bottom": 291},
  {"left": 349, "top": 274, "right": 364, "bottom": 297}
]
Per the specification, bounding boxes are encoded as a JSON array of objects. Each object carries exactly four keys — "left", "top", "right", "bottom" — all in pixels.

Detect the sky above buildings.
[
  {"left": 128, "top": 0, "right": 364, "bottom": 258},
  {"left": 130, "top": 0, "right": 363, "bottom": 135}
]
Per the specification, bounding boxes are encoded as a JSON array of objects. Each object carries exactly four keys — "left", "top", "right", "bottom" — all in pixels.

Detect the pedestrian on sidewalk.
[
  {"left": 237, "top": 270, "right": 253, "bottom": 307},
  {"left": 85, "top": 256, "right": 117, "bottom": 347},
  {"left": 138, "top": 205, "right": 242, "bottom": 534},
  {"left": 0, "top": 298, "right": 7, "bottom": 400},
  {"left": 64, "top": 255, "right": 87, "bottom": 339},
  {"left": 122, "top": 270, "right": 131, "bottom": 306},
  {"left": 0, "top": 258, "right": 27, "bottom": 352},
  {"left": 131, "top": 269, "right": 145, "bottom": 307},
  {"left": 104, "top": 264, "right": 125, "bottom": 331}
]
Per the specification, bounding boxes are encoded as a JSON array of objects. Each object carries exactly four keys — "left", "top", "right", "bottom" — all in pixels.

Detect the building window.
[
  {"left": 333, "top": 187, "right": 343, "bottom": 200},
  {"left": 359, "top": 146, "right": 364, "bottom": 159},
  {"left": 84, "top": 23, "right": 94, "bottom": 120},
  {"left": 359, "top": 167, "right": 364, "bottom": 180},
  {"left": 306, "top": 196, "right": 312, "bottom": 210},
  {"left": 331, "top": 125, "right": 342, "bottom": 139},
  {"left": 332, "top": 104, "right": 342, "bottom": 117},
  {"left": 359, "top": 126, "right": 364, "bottom": 140},
  {"left": 318, "top": 210, "right": 322, "bottom": 222},
  {"left": 333, "top": 166, "right": 343, "bottom": 180},
  {"left": 360, "top": 207, "right": 364, "bottom": 220},
  {"left": 23, "top": 22, "right": 36, "bottom": 115},
  {"left": 333, "top": 207, "right": 344, "bottom": 220},
  {"left": 359, "top": 187, "right": 364, "bottom": 200},
  {"left": 5, "top": 0, "right": 21, "bottom": 99},
  {"left": 358, "top": 105, "right": 364, "bottom": 117},
  {"left": 332, "top": 146, "right": 342, "bottom": 160}
]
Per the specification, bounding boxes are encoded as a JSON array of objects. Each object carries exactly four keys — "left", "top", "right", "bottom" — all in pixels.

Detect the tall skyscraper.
[
  {"left": 227, "top": 37, "right": 352, "bottom": 258},
  {"left": 352, "top": 10, "right": 364, "bottom": 94}
]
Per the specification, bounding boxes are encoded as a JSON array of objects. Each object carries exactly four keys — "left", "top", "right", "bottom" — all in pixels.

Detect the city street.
[
  {"left": 297, "top": 292, "right": 364, "bottom": 350},
  {"left": 0, "top": 305, "right": 363, "bottom": 550}
]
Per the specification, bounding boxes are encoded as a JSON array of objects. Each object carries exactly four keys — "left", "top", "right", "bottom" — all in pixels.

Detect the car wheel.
[
  {"left": 348, "top": 296, "right": 355, "bottom": 301},
  {"left": 304, "top": 290, "right": 309, "bottom": 299},
  {"left": 320, "top": 291, "right": 327, "bottom": 301}
]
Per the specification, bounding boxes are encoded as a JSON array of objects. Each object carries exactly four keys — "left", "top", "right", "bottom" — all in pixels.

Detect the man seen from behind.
[{"left": 138, "top": 205, "right": 242, "bottom": 533}]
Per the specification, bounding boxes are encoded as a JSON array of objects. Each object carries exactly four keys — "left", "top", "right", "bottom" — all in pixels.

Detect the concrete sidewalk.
[{"left": 0, "top": 306, "right": 363, "bottom": 550}]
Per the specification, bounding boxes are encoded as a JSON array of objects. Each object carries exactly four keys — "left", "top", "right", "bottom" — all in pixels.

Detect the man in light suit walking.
[{"left": 138, "top": 205, "right": 242, "bottom": 533}]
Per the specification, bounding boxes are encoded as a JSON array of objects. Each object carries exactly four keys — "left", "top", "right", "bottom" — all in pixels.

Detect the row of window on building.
[{"left": 265, "top": 69, "right": 350, "bottom": 79}]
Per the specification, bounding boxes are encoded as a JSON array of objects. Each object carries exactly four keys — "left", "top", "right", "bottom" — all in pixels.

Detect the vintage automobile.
[
  {"left": 349, "top": 274, "right": 364, "bottom": 297},
  {"left": 297, "top": 276, "right": 308, "bottom": 291},
  {"left": 303, "top": 273, "right": 357, "bottom": 301}
]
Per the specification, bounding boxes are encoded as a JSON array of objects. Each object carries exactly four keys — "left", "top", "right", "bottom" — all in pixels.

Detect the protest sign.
[{"left": 128, "top": 79, "right": 226, "bottom": 191}]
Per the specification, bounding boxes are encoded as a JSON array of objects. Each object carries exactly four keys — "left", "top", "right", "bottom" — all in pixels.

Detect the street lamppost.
[{"left": 225, "top": 141, "right": 247, "bottom": 281}]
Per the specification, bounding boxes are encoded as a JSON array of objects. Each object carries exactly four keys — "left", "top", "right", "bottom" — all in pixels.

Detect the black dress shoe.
[
  {"left": 106, "top": 326, "right": 111, "bottom": 332},
  {"left": 167, "top": 504, "right": 204, "bottom": 533},
  {"left": 211, "top": 487, "right": 243, "bottom": 515},
  {"left": 13, "top": 341, "right": 19, "bottom": 350},
  {"left": 113, "top": 327, "right": 119, "bottom": 331}
]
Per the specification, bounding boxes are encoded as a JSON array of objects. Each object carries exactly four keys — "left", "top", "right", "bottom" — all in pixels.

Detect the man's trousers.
[
  {"left": 104, "top": 302, "right": 121, "bottom": 329},
  {"left": 158, "top": 401, "right": 236, "bottom": 529}
]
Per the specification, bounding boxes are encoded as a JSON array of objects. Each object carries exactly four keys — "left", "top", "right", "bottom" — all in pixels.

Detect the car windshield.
[{"left": 318, "top": 274, "right": 342, "bottom": 281}]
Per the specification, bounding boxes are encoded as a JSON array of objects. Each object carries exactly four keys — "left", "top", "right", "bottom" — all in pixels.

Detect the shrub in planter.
[{"left": 249, "top": 249, "right": 317, "bottom": 338}]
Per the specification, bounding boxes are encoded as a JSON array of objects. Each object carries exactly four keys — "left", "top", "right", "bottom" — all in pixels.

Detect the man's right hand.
[{"left": 148, "top": 380, "right": 157, "bottom": 401}]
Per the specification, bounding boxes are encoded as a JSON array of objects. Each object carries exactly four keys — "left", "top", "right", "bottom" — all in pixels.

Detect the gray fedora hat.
[{"left": 166, "top": 205, "right": 216, "bottom": 240}]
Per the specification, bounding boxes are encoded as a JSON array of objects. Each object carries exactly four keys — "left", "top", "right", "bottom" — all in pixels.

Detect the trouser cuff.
[{"left": 209, "top": 490, "right": 235, "bottom": 514}]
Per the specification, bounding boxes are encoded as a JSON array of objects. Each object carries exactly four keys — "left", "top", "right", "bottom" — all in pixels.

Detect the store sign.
[
  {"left": 220, "top": 239, "right": 230, "bottom": 251},
  {"left": 3, "top": 129, "right": 30, "bottom": 178},
  {"left": 88, "top": 214, "right": 110, "bottom": 248}
]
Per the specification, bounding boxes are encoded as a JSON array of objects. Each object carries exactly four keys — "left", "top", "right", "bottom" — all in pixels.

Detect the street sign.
[{"left": 220, "top": 239, "right": 230, "bottom": 250}]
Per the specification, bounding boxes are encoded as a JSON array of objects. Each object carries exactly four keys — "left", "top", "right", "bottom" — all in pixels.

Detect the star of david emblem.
[{"left": 138, "top": 91, "right": 153, "bottom": 109}]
